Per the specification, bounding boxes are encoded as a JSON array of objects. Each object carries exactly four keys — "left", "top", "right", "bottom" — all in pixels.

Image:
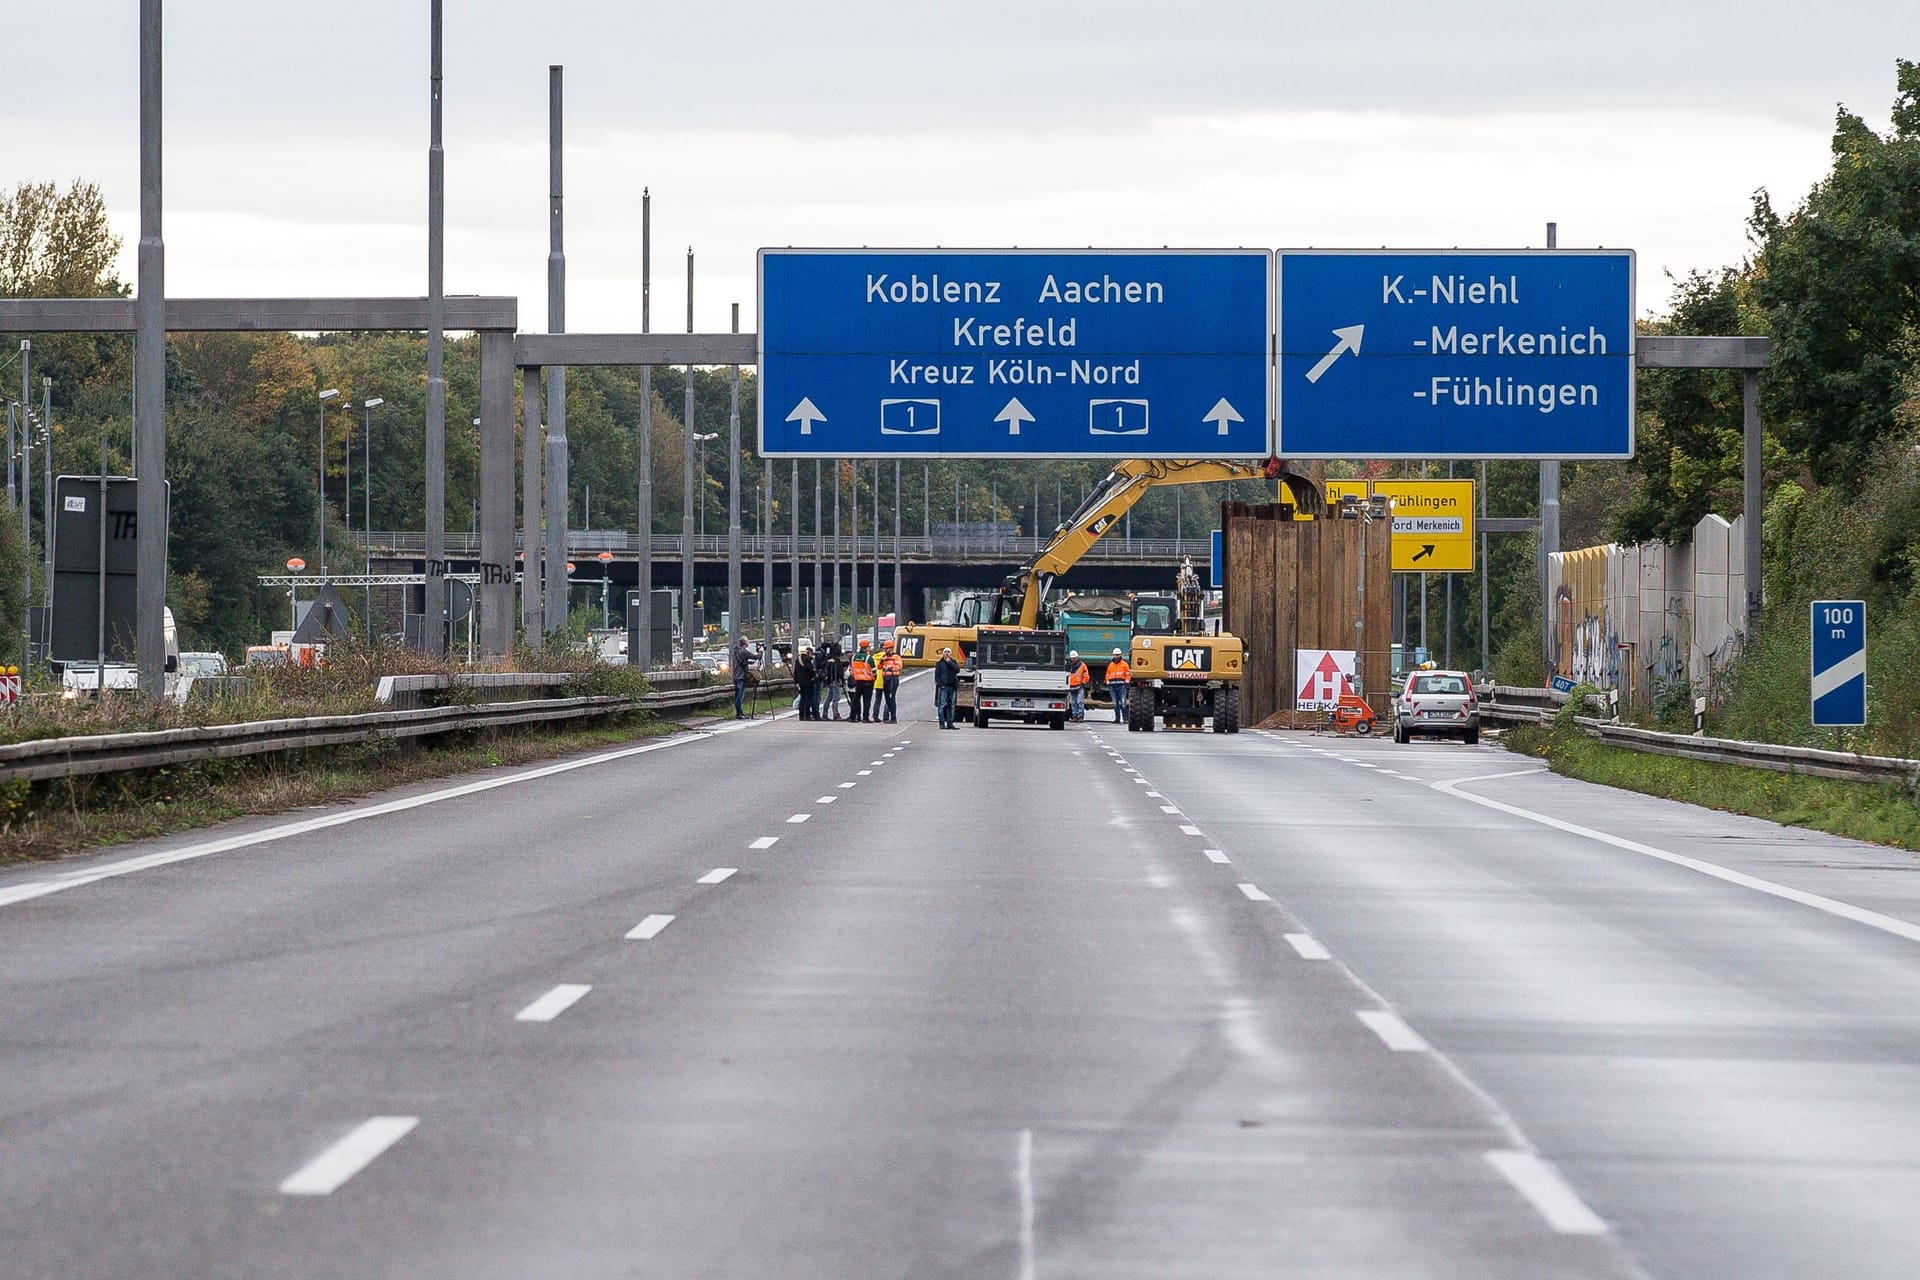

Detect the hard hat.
[
  {"left": 1112, "top": 648, "right": 1123, "bottom": 656},
  {"left": 1068, "top": 650, "right": 1079, "bottom": 659}
]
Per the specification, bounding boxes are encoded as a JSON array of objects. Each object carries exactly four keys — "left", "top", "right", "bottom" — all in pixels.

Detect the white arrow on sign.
[
  {"left": 995, "top": 397, "right": 1035, "bottom": 436},
  {"left": 1304, "top": 324, "right": 1365, "bottom": 384},
  {"left": 1203, "top": 397, "right": 1243, "bottom": 436},
  {"left": 785, "top": 397, "right": 826, "bottom": 435}
]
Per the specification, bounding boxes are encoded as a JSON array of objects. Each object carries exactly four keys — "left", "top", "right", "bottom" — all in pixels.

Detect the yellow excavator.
[{"left": 894, "top": 457, "right": 1323, "bottom": 665}]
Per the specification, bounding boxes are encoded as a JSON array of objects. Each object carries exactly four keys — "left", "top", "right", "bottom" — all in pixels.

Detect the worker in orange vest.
[
  {"left": 848, "top": 641, "right": 876, "bottom": 722},
  {"left": 1066, "top": 649, "right": 1090, "bottom": 722},
  {"left": 878, "top": 640, "right": 904, "bottom": 723},
  {"left": 1105, "top": 647, "right": 1132, "bottom": 723}
]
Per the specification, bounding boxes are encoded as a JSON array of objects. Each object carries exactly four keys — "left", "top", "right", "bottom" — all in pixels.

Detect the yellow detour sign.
[{"left": 1324, "top": 479, "right": 1476, "bottom": 573}]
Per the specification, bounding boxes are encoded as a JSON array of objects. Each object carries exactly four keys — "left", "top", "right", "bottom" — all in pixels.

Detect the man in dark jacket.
[
  {"left": 933, "top": 646, "right": 961, "bottom": 729},
  {"left": 731, "top": 637, "right": 754, "bottom": 719},
  {"left": 818, "top": 639, "right": 844, "bottom": 720},
  {"left": 793, "top": 646, "right": 818, "bottom": 720}
]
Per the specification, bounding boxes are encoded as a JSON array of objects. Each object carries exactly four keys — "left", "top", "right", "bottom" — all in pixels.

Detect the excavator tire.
[
  {"left": 1215, "top": 685, "right": 1241, "bottom": 734},
  {"left": 1129, "top": 695, "right": 1156, "bottom": 733}
]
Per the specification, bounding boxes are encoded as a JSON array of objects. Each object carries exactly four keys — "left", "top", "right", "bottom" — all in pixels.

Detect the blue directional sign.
[
  {"left": 758, "top": 249, "right": 1271, "bottom": 458},
  {"left": 1276, "top": 250, "right": 1634, "bottom": 459},
  {"left": 1209, "top": 527, "right": 1224, "bottom": 590},
  {"left": 1810, "top": 599, "right": 1866, "bottom": 727}
]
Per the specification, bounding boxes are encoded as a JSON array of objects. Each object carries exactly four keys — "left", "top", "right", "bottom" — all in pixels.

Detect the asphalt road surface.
[{"left": 3, "top": 672, "right": 1917, "bottom": 1277}]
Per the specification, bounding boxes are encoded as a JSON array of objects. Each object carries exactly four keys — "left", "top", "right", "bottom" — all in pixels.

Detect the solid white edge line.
[
  {"left": 1485, "top": 1150, "right": 1609, "bottom": 1235},
  {"left": 515, "top": 983, "right": 593, "bottom": 1021},
  {"left": 1202, "top": 848, "right": 1230, "bottom": 864},
  {"left": 625, "top": 913, "right": 675, "bottom": 939},
  {"left": 697, "top": 867, "right": 737, "bottom": 884},
  {"left": 0, "top": 711, "right": 801, "bottom": 912},
  {"left": 1437, "top": 768, "right": 1920, "bottom": 945},
  {"left": 278, "top": 1116, "right": 419, "bottom": 1195},
  {"left": 1284, "top": 933, "right": 1331, "bottom": 960},
  {"left": 1356, "top": 1009, "right": 1429, "bottom": 1052},
  {"left": 749, "top": 836, "right": 779, "bottom": 850},
  {"left": 1017, "top": 1128, "right": 1037, "bottom": 1280},
  {"left": 1236, "top": 882, "right": 1271, "bottom": 902}
]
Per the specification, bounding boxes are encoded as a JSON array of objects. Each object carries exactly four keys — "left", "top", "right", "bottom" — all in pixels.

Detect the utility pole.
[
  {"left": 812, "top": 461, "right": 822, "bottom": 643},
  {"left": 681, "top": 248, "right": 696, "bottom": 659},
  {"left": 134, "top": 1, "right": 166, "bottom": 700},
  {"left": 542, "top": 65, "right": 570, "bottom": 640},
  {"left": 1538, "top": 220, "right": 1561, "bottom": 675},
  {"left": 634, "top": 188, "right": 652, "bottom": 668},
  {"left": 832, "top": 462, "right": 842, "bottom": 640},
  {"left": 871, "top": 461, "right": 882, "bottom": 646},
  {"left": 727, "top": 302, "right": 742, "bottom": 659},
  {"left": 893, "top": 459, "right": 903, "bottom": 629},
  {"left": 423, "top": 0, "right": 447, "bottom": 657}
]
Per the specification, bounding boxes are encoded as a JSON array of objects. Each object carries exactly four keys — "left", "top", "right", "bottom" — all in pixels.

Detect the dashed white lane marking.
[
  {"left": 1016, "top": 1128, "right": 1037, "bottom": 1280},
  {"left": 1202, "top": 848, "right": 1230, "bottom": 864},
  {"left": 749, "top": 836, "right": 779, "bottom": 850},
  {"left": 787, "top": 813, "right": 812, "bottom": 823},
  {"left": 697, "top": 867, "right": 737, "bottom": 885},
  {"left": 858, "top": 770, "right": 873, "bottom": 776},
  {"left": 516, "top": 983, "right": 593, "bottom": 1021},
  {"left": 1123, "top": 767, "right": 1138, "bottom": 773},
  {"left": 900, "top": 740, "right": 913, "bottom": 745},
  {"left": 1284, "top": 933, "right": 1331, "bottom": 960},
  {"left": 1353, "top": 762, "right": 1381, "bottom": 769},
  {"left": 815, "top": 796, "right": 837, "bottom": 804},
  {"left": 1357, "top": 1009, "right": 1430, "bottom": 1052},
  {"left": 1439, "top": 766, "right": 1920, "bottom": 946},
  {"left": 1401, "top": 776, "right": 1428, "bottom": 784},
  {"left": 1485, "top": 1150, "right": 1609, "bottom": 1235},
  {"left": 279, "top": 1116, "right": 419, "bottom": 1195},
  {"left": 870, "top": 760, "right": 887, "bottom": 766},
  {"left": 1180, "top": 824, "right": 1203, "bottom": 836},
  {"left": 1159, "top": 805, "right": 1180, "bottom": 814},
  {"left": 1147, "top": 791, "right": 1163, "bottom": 798},
  {"left": 837, "top": 782, "right": 856, "bottom": 789},
  {"left": 1236, "top": 883, "right": 1271, "bottom": 902},
  {"left": 0, "top": 722, "right": 783, "bottom": 912},
  {"left": 626, "top": 914, "right": 675, "bottom": 939},
  {"left": 1133, "top": 778, "right": 1150, "bottom": 785}
]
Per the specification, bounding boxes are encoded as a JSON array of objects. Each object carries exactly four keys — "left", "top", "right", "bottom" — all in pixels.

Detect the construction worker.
[
  {"left": 849, "top": 640, "right": 876, "bottom": 722},
  {"left": 1105, "top": 647, "right": 1132, "bottom": 723},
  {"left": 879, "top": 640, "right": 904, "bottom": 723},
  {"left": 1066, "top": 649, "right": 1090, "bottom": 722}
]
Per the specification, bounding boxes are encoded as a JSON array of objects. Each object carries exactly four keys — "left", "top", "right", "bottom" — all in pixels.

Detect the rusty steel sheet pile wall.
[{"left": 1222, "top": 502, "right": 1393, "bottom": 725}]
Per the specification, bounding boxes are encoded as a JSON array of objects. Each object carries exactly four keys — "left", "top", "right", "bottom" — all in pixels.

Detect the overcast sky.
[{"left": 7, "top": 2, "right": 1912, "bottom": 332}]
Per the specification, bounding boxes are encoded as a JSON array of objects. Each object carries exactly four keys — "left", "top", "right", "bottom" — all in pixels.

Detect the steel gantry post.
[
  {"left": 542, "top": 65, "right": 570, "bottom": 640},
  {"left": 681, "top": 249, "right": 696, "bottom": 660},
  {"left": 134, "top": 0, "right": 167, "bottom": 700},
  {"left": 634, "top": 187, "right": 653, "bottom": 670},
  {"left": 423, "top": 0, "right": 448, "bottom": 657},
  {"left": 727, "top": 303, "right": 742, "bottom": 659}
]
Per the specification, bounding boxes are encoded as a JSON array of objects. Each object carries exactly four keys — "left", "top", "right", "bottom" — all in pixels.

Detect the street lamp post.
[
  {"left": 597, "top": 549, "right": 614, "bottom": 629},
  {"left": 362, "top": 397, "right": 384, "bottom": 644},
  {"left": 317, "top": 388, "right": 339, "bottom": 576}
]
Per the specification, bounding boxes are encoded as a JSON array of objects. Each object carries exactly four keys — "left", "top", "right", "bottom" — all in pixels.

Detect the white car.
[{"left": 1393, "top": 670, "right": 1481, "bottom": 745}]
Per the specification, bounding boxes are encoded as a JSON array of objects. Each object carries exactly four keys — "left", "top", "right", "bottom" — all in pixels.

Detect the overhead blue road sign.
[
  {"left": 1810, "top": 599, "right": 1866, "bottom": 727},
  {"left": 1209, "top": 528, "right": 1224, "bottom": 590},
  {"left": 1275, "top": 250, "right": 1634, "bottom": 459},
  {"left": 759, "top": 249, "right": 1271, "bottom": 458}
]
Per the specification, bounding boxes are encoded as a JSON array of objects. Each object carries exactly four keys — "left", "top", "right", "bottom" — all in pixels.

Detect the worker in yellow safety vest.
[
  {"left": 1066, "top": 649, "right": 1090, "bottom": 722},
  {"left": 1104, "top": 648, "right": 1132, "bottom": 723},
  {"left": 879, "top": 641, "right": 904, "bottom": 723}
]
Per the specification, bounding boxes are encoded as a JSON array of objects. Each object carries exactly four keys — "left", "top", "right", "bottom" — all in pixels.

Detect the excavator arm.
[{"left": 1000, "top": 457, "right": 1323, "bottom": 628}]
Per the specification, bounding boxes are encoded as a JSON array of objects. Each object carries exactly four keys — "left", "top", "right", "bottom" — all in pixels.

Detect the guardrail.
[
  {"left": 1479, "top": 686, "right": 1920, "bottom": 789},
  {"left": 0, "top": 676, "right": 796, "bottom": 784}
]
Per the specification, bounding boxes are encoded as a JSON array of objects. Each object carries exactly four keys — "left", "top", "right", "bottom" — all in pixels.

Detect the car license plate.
[{"left": 1012, "top": 697, "right": 1033, "bottom": 708}]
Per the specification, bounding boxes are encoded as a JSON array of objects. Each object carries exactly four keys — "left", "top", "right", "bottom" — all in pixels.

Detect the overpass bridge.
[{"left": 362, "top": 530, "right": 1214, "bottom": 619}]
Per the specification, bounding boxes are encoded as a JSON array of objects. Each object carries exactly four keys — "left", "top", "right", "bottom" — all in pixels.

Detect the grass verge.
[
  {"left": 1504, "top": 724, "right": 1920, "bottom": 853},
  {"left": 0, "top": 688, "right": 788, "bottom": 869}
]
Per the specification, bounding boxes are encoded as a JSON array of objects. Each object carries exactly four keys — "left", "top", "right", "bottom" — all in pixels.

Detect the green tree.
[{"left": 1749, "top": 59, "right": 1920, "bottom": 485}]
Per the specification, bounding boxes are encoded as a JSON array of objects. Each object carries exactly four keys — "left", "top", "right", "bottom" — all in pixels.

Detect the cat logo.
[
  {"left": 1088, "top": 513, "right": 1117, "bottom": 536},
  {"left": 1167, "top": 646, "right": 1212, "bottom": 672},
  {"left": 896, "top": 633, "right": 924, "bottom": 659}
]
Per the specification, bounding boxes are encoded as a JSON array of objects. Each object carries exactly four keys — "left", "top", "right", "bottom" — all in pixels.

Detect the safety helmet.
[
  {"left": 1112, "top": 648, "right": 1123, "bottom": 656},
  {"left": 1068, "top": 650, "right": 1079, "bottom": 659}
]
